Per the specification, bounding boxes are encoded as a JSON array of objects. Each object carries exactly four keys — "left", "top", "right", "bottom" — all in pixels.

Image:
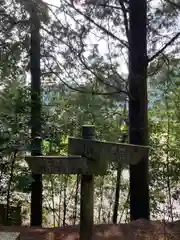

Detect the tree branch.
[
  {"left": 43, "top": 68, "right": 127, "bottom": 96},
  {"left": 41, "top": 25, "right": 128, "bottom": 96},
  {"left": 118, "top": 0, "right": 129, "bottom": 41},
  {"left": 85, "top": 0, "right": 128, "bottom": 6},
  {"left": 148, "top": 32, "right": 180, "bottom": 62},
  {"left": 165, "top": 0, "right": 180, "bottom": 9},
  {"left": 64, "top": 0, "right": 129, "bottom": 48},
  {"left": 85, "top": 2, "right": 127, "bottom": 11}
]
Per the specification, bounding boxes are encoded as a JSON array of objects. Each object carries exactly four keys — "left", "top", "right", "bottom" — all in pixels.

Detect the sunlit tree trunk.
[
  {"left": 112, "top": 164, "right": 122, "bottom": 224},
  {"left": 73, "top": 174, "right": 80, "bottom": 225},
  {"left": 63, "top": 176, "right": 68, "bottom": 226},
  {"left": 58, "top": 178, "right": 63, "bottom": 227},
  {"left": 98, "top": 176, "right": 104, "bottom": 222}
]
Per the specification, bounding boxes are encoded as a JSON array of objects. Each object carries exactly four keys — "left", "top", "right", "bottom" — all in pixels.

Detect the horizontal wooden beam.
[
  {"left": 25, "top": 156, "right": 107, "bottom": 175},
  {"left": 68, "top": 137, "right": 149, "bottom": 165}
]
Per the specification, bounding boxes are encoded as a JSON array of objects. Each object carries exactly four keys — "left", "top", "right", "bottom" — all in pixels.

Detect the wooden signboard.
[
  {"left": 68, "top": 137, "right": 149, "bottom": 165},
  {"left": 25, "top": 155, "right": 106, "bottom": 175},
  {"left": 25, "top": 125, "right": 150, "bottom": 240}
]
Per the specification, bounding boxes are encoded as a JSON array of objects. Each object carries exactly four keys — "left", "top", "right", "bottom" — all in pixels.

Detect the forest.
[{"left": 0, "top": 0, "right": 180, "bottom": 231}]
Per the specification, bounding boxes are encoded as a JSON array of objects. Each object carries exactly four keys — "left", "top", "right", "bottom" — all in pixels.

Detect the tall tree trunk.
[
  {"left": 98, "top": 176, "right": 104, "bottom": 223},
  {"left": 165, "top": 100, "right": 173, "bottom": 222},
  {"left": 112, "top": 163, "right": 122, "bottom": 224},
  {"left": 50, "top": 176, "right": 56, "bottom": 227},
  {"left": 107, "top": 188, "right": 114, "bottom": 223},
  {"left": 73, "top": 174, "right": 80, "bottom": 225},
  {"left": 49, "top": 143, "right": 56, "bottom": 226},
  {"left": 128, "top": 0, "right": 149, "bottom": 220},
  {"left": 58, "top": 179, "right": 63, "bottom": 227},
  {"left": 112, "top": 134, "right": 127, "bottom": 224},
  {"left": 119, "top": 190, "right": 130, "bottom": 223},
  {"left": 30, "top": 1, "right": 42, "bottom": 226},
  {"left": 63, "top": 176, "right": 68, "bottom": 226}
]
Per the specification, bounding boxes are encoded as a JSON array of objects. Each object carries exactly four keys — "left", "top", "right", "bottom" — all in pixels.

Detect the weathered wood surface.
[
  {"left": 25, "top": 156, "right": 106, "bottom": 175},
  {"left": 80, "top": 125, "right": 94, "bottom": 240},
  {"left": 0, "top": 232, "right": 20, "bottom": 240},
  {"left": 68, "top": 137, "right": 149, "bottom": 165}
]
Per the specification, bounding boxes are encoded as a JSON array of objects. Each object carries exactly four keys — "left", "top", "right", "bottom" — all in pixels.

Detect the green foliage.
[
  {"left": 14, "top": 174, "right": 34, "bottom": 194},
  {"left": 148, "top": 58, "right": 180, "bottom": 220},
  {"left": 1, "top": 0, "right": 180, "bottom": 226}
]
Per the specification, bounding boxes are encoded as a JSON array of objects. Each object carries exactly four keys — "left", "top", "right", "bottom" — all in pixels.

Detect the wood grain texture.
[
  {"left": 25, "top": 156, "right": 106, "bottom": 175},
  {"left": 68, "top": 137, "right": 149, "bottom": 165}
]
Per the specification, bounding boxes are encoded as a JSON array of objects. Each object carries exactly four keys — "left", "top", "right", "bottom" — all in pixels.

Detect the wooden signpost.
[
  {"left": 27, "top": 155, "right": 89, "bottom": 174},
  {"left": 25, "top": 125, "right": 149, "bottom": 240},
  {"left": 68, "top": 137, "right": 149, "bottom": 165}
]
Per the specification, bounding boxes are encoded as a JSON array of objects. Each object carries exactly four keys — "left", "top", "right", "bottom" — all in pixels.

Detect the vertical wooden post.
[{"left": 80, "top": 125, "right": 95, "bottom": 240}]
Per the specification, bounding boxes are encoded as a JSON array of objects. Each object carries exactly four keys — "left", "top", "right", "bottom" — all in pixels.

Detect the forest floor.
[{"left": 0, "top": 219, "right": 180, "bottom": 239}]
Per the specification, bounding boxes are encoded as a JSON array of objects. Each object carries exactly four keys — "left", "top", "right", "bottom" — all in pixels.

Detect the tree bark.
[
  {"left": 98, "top": 176, "right": 104, "bottom": 223},
  {"left": 58, "top": 179, "right": 63, "bottom": 226},
  {"left": 128, "top": 0, "right": 149, "bottom": 220},
  {"left": 73, "top": 174, "right": 80, "bottom": 225},
  {"left": 112, "top": 134, "right": 127, "bottom": 224},
  {"left": 112, "top": 163, "right": 122, "bottom": 224},
  {"left": 63, "top": 176, "right": 68, "bottom": 226},
  {"left": 30, "top": 1, "right": 42, "bottom": 226},
  {"left": 80, "top": 126, "right": 95, "bottom": 240}
]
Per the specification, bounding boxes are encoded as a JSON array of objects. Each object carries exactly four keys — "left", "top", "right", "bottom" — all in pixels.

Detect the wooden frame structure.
[{"left": 25, "top": 125, "right": 149, "bottom": 240}]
